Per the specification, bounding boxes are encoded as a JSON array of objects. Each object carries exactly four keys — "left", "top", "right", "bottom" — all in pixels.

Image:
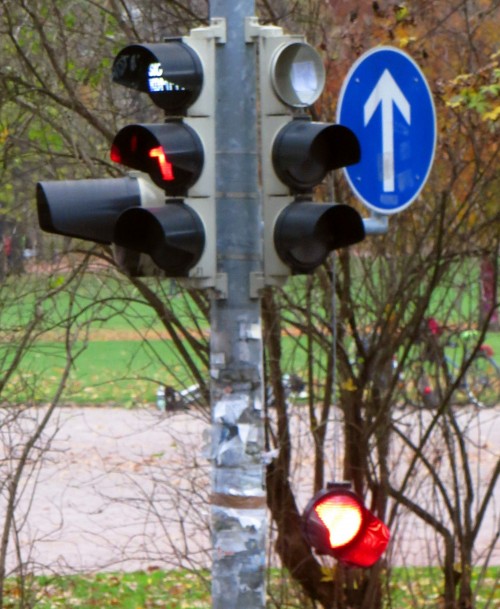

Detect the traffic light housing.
[
  {"left": 36, "top": 24, "right": 220, "bottom": 283},
  {"left": 302, "top": 484, "right": 390, "bottom": 568},
  {"left": 255, "top": 26, "right": 365, "bottom": 286},
  {"left": 109, "top": 26, "right": 219, "bottom": 286},
  {"left": 36, "top": 174, "right": 165, "bottom": 276}
]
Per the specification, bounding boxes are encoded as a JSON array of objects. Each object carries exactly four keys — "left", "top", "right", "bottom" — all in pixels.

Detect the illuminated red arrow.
[{"left": 149, "top": 146, "right": 174, "bottom": 181}]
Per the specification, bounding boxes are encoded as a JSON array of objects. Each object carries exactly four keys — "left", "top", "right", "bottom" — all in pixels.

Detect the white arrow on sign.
[{"left": 364, "top": 69, "right": 411, "bottom": 192}]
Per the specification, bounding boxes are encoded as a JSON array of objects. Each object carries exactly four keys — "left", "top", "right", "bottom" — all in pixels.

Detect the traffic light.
[
  {"left": 36, "top": 174, "right": 165, "bottom": 276},
  {"left": 110, "top": 123, "right": 203, "bottom": 195},
  {"left": 110, "top": 27, "right": 219, "bottom": 285},
  {"left": 256, "top": 27, "right": 365, "bottom": 285},
  {"left": 302, "top": 484, "right": 390, "bottom": 568},
  {"left": 36, "top": 24, "right": 220, "bottom": 282},
  {"left": 111, "top": 41, "right": 203, "bottom": 112}
]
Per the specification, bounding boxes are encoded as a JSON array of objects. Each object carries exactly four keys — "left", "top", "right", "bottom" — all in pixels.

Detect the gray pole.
[{"left": 208, "top": 2, "right": 265, "bottom": 609}]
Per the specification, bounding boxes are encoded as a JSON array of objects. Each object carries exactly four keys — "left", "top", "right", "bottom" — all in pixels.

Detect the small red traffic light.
[{"left": 303, "top": 486, "right": 390, "bottom": 568}]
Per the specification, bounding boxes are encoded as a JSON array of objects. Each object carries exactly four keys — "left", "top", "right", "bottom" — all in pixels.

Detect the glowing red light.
[
  {"left": 315, "top": 495, "right": 363, "bottom": 548},
  {"left": 338, "top": 511, "right": 390, "bottom": 568},
  {"left": 149, "top": 146, "right": 174, "bottom": 181},
  {"left": 110, "top": 144, "right": 122, "bottom": 164}
]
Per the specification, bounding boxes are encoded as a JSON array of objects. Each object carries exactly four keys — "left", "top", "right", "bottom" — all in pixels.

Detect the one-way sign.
[{"left": 337, "top": 47, "right": 436, "bottom": 214}]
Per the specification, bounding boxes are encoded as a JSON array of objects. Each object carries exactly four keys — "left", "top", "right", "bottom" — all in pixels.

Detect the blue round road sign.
[{"left": 337, "top": 47, "right": 436, "bottom": 214}]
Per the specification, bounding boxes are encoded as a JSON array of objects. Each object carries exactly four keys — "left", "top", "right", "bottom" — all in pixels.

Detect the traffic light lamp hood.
[
  {"left": 274, "top": 202, "right": 365, "bottom": 274},
  {"left": 36, "top": 176, "right": 156, "bottom": 244},
  {"left": 273, "top": 119, "right": 361, "bottom": 194},
  {"left": 113, "top": 202, "right": 205, "bottom": 277}
]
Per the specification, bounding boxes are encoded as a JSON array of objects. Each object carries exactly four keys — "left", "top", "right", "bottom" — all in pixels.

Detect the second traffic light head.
[
  {"left": 302, "top": 486, "right": 390, "bottom": 568},
  {"left": 273, "top": 119, "right": 361, "bottom": 194}
]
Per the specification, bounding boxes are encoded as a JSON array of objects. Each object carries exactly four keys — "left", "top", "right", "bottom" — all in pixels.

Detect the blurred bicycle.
[
  {"left": 404, "top": 317, "right": 499, "bottom": 409},
  {"left": 156, "top": 373, "right": 306, "bottom": 412}
]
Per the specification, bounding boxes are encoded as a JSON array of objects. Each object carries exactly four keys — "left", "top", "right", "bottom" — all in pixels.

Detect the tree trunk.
[{"left": 266, "top": 460, "right": 336, "bottom": 609}]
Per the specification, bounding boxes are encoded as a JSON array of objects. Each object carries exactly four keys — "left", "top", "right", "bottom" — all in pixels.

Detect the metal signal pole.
[{"left": 208, "top": 2, "right": 266, "bottom": 608}]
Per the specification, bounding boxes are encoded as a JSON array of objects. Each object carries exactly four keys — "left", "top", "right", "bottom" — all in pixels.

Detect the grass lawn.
[
  {"left": 1, "top": 262, "right": 498, "bottom": 406},
  {"left": 10, "top": 570, "right": 210, "bottom": 609},
  {"left": 9, "top": 338, "right": 204, "bottom": 406},
  {"left": 1, "top": 271, "right": 209, "bottom": 405},
  {"left": 5, "top": 567, "right": 498, "bottom": 609}
]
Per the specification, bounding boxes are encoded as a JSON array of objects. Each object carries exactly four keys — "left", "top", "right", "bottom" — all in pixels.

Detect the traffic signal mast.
[{"left": 36, "top": 14, "right": 389, "bottom": 604}]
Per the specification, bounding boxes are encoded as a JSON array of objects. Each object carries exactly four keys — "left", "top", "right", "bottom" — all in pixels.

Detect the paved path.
[
  {"left": 3, "top": 405, "right": 498, "bottom": 574},
  {"left": 5, "top": 407, "right": 210, "bottom": 574}
]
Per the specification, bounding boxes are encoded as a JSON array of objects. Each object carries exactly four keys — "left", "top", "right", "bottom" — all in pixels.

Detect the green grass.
[
  {"left": 1, "top": 259, "right": 498, "bottom": 406},
  {"left": 4, "top": 567, "right": 498, "bottom": 609},
  {"left": 15, "top": 569, "right": 211, "bottom": 609},
  {"left": 384, "top": 566, "right": 499, "bottom": 609},
  {"left": 0, "top": 271, "right": 208, "bottom": 405},
  {"left": 4, "top": 338, "right": 206, "bottom": 406}
]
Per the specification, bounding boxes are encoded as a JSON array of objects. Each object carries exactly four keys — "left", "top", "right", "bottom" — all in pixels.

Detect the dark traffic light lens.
[
  {"left": 274, "top": 202, "right": 365, "bottom": 273},
  {"left": 113, "top": 202, "right": 205, "bottom": 276}
]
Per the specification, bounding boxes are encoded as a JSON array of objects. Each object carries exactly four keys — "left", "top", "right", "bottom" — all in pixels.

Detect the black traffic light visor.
[
  {"left": 274, "top": 202, "right": 365, "bottom": 273},
  {"left": 36, "top": 177, "right": 142, "bottom": 244},
  {"left": 273, "top": 120, "right": 361, "bottom": 193},
  {"left": 113, "top": 202, "right": 205, "bottom": 276}
]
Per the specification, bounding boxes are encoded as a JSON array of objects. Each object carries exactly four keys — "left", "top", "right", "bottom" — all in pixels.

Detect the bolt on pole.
[{"left": 208, "top": 2, "right": 266, "bottom": 609}]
